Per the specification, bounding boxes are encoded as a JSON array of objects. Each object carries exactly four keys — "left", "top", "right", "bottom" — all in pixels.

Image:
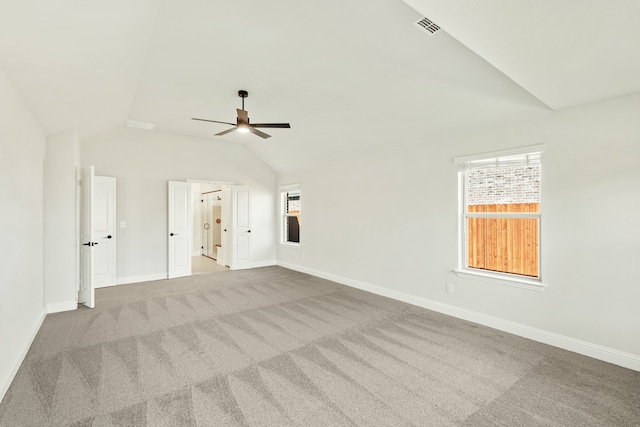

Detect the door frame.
[
  {"left": 179, "top": 179, "right": 234, "bottom": 274},
  {"left": 170, "top": 180, "right": 251, "bottom": 273},
  {"left": 200, "top": 190, "right": 223, "bottom": 259},
  {"left": 79, "top": 166, "right": 95, "bottom": 308}
]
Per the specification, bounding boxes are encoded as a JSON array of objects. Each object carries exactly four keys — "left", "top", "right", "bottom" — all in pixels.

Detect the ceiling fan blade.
[
  {"left": 192, "top": 118, "right": 235, "bottom": 126},
  {"left": 249, "top": 127, "right": 271, "bottom": 139},
  {"left": 237, "top": 109, "right": 249, "bottom": 123},
  {"left": 251, "top": 123, "right": 291, "bottom": 128},
  {"left": 215, "top": 127, "right": 237, "bottom": 136}
]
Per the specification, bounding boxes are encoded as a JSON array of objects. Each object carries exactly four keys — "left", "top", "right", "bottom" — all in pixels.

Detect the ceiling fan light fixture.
[{"left": 192, "top": 90, "right": 290, "bottom": 139}]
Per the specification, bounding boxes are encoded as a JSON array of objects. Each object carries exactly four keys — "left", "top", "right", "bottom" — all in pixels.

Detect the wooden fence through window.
[{"left": 467, "top": 203, "right": 539, "bottom": 277}]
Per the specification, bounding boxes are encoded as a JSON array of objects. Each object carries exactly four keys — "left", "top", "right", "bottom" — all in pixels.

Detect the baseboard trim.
[
  {"left": 46, "top": 300, "right": 78, "bottom": 314},
  {"left": 112, "top": 264, "right": 275, "bottom": 285},
  {"left": 113, "top": 273, "right": 167, "bottom": 287},
  {"left": 229, "top": 260, "right": 278, "bottom": 271},
  {"left": 277, "top": 261, "right": 640, "bottom": 372},
  {"left": 0, "top": 310, "right": 46, "bottom": 403},
  {"left": 252, "top": 260, "right": 277, "bottom": 269}
]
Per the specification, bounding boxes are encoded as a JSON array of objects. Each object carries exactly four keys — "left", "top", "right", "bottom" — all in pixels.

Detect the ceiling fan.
[{"left": 192, "top": 90, "right": 290, "bottom": 139}]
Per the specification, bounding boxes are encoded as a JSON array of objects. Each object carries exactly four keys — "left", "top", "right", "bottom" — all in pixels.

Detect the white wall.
[
  {"left": 82, "top": 128, "right": 277, "bottom": 283},
  {"left": 278, "top": 93, "right": 640, "bottom": 366},
  {"left": 0, "top": 68, "right": 46, "bottom": 401},
  {"left": 44, "top": 129, "right": 80, "bottom": 312}
]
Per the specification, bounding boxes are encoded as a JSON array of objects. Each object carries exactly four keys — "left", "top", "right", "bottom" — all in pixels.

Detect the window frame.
[
  {"left": 454, "top": 145, "right": 547, "bottom": 291},
  {"left": 279, "top": 183, "right": 301, "bottom": 246}
]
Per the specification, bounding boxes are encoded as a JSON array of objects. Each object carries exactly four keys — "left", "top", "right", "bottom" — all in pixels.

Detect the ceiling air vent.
[
  {"left": 413, "top": 17, "right": 441, "bottom": 35},
  {"left": 125, "top": 120, "right": 156, "bottom": 130}
]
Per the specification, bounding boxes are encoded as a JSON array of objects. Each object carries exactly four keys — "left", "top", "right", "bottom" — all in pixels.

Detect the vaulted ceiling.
[{"left": 1, "top": 1, "right": 639, "bottom": 173}]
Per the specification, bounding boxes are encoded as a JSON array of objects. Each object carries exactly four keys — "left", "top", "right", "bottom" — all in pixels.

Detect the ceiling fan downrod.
[{"left": 238, "top": 90, "right": 248, "bottom": 110}]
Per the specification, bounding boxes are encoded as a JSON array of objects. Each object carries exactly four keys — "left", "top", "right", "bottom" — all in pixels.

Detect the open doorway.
[
  {"left": 190, "top": 181, "right": 229, "bottom": 275},
  {"left": 169, "top": 180, "right": 252, "bottom": 278}
]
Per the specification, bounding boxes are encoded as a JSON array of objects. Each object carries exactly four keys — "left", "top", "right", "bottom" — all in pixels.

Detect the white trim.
[
  {"left": 46, "top": 300, "right": 78, "bottom": 313},
  {"left": 279, "top": 242, "right": 302, "bottom": 248},
  {"left": 229, "top": 260, "right": 277, "bottom": 271},
  {"left": 466, "top": 212, "right": 541, "bottom": 219},
  {"left": 280, "top": 184, "right": 302, "bottom": 245},
  {"left": 453, "top": 143, "right": 547, "bottom": 164},
  {"left": 114, "top": 262, "right": 276, "bottom": 283},
  {"left": 277, "top": 261, "right": 640, "bottom": 372},
  {"left": 454, "top": 269, "right": 545, "bottom": 291},
  {"left": 112, "top": 262, "right": 275, "bottom": 284},
  {"left": 279, "top": 182, "right": 301, "bottom": 191},
  {"left": 457, "top": 146, "right": 543, "bottom": 284},
  {"left": 186, "top": 179, "right": 235, "bottom": 186},
  {"left": 251, "top": 260, "right": 277, "bottom": 268},
  {"left": 113, "top": 273, "right": 168, "bottom": 286},
  {"left": 0, "top": 311, "right": 46, "bottom": 404}
]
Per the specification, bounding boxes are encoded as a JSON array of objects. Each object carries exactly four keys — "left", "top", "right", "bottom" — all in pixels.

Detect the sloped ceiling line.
[
  {"left": 402, "top": 0, "right": 640, "bottom": 110},
  {"left": 2, "top": 0, "right": 640, "bottom": 173}
]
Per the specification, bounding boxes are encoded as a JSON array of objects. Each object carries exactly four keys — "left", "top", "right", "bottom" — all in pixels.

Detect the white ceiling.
[
  {"left": 404, "top": 0, "right": 640, "bottom": 110},
  {"left": 1, "top": 0, "right": 638, "bottom": 173}
]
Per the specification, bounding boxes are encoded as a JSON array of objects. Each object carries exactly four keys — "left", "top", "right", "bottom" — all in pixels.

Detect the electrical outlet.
[{"left": 446, "top": 283, "right": 454, "bottom": 294}]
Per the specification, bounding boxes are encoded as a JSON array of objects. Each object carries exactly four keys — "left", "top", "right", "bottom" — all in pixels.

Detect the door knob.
[
  {"left": 223, "top": 229, "right": 227, "bottom": 232},
  {"left": 170, "top": 233, "right": 178, "bottom": 236},
  {"left": 104, "top": 235, "right": 112, "bottom": 239},
  {"left": 247, "top": 230, "right": 251, "bottom": 233}
]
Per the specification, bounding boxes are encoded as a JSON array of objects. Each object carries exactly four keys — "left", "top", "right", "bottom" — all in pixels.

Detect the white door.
[
  {"left": 230, "top": 185, "right": 252, "bottom": 270},
  {"left": 168, "top": 181, "right": 192, "bottom": 278},
  {"left": 221, "top": 186, "right": 232, "bottom": 266},
  {"left": 93, "top": 176, "right": 116, "bottom": 288},
  {"left": 79, "top": 166, "right": 95, "bottom": 308}
]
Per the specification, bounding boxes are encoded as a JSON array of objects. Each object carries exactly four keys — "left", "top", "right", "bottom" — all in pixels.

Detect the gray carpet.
[{"left": 1, "top": 266, "right": 638, "bottom": 426}]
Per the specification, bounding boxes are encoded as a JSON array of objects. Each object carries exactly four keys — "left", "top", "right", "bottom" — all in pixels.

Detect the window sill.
[
  {"left": 279, "top": 242, "right": 301, "bottom": 247},
  {"left": 454, "top": 269, "right": 546, "bottom": 292}
]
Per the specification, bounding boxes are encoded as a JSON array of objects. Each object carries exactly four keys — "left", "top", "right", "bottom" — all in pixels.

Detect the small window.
[
  {"left": 281, "top": 185, "right": 301, "bottom": 244},
  {"left": 455, "top": 146, "right": 545, "bottom": 287}
]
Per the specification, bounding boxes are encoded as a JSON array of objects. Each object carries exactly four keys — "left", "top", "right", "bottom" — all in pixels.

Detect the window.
[
  {"left": 454, "top": 145, "right": 545, "bottom": 289},
  {"left": 280, "top": 185, "right": 301, "bottom": 244}
]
